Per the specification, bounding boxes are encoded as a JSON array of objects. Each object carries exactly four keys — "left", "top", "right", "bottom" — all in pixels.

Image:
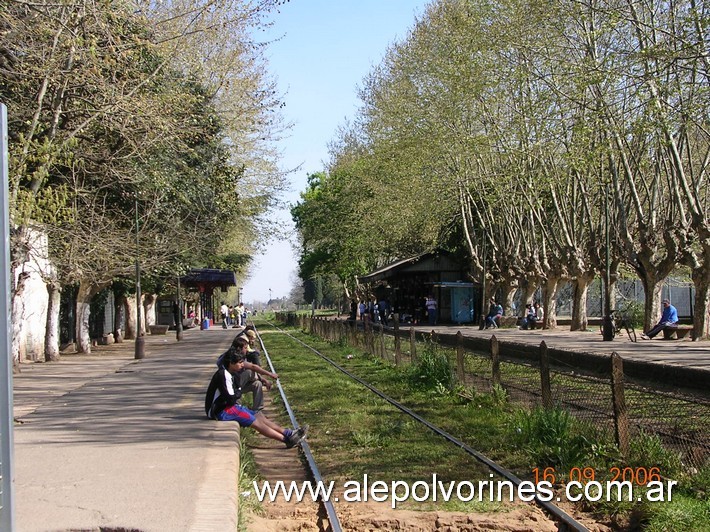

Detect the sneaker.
[
  {"left": 640, "top": 334, "right": 649, "bottom": 340},
  {"left": 285, "top": 425, "right": 309, "bottom": 448}
]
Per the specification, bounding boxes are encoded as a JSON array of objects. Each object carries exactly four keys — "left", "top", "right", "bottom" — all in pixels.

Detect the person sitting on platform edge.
[
  {"left": 217, "top": 334, "right": 268, "bottom": 411},
  {"left": 640, "top": 299, "right": 678, "bottom": 340},
  {"left": 206, "top": 343, "right": 308, "bottom": 448},
  {"left": 485, "top": 298, "right": 503, "bottom": 329}
]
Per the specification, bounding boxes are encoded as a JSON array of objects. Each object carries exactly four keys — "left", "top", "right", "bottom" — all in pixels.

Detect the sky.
[{"left": 241, "top": 1, "right": 431, "bottom": 304}]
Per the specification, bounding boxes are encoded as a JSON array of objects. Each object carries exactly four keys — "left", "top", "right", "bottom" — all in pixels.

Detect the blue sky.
[{"left": 243, "top": 1, "right": 430, "bottom": 303}]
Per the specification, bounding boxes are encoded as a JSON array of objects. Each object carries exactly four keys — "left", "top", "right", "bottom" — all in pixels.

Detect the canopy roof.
[
  {"left": 358, "top": 250, "right": 465, "bottom": 284},
  {"left": 180, "top": 268, "right": 237, "bottom": 291}
]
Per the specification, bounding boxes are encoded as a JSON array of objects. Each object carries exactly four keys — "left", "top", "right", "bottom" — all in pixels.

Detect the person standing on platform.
[{"left": 426, "top": 295, "right": 438, "bottom": 326}]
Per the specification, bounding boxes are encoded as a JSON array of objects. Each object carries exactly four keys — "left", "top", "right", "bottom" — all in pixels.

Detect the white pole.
[{"left": 0, "top": 103, "right": 16, "bottom": 530}]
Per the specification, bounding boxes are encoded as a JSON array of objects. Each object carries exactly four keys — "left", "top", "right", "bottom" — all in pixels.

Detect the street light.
[{"left": 269, "top": 288, "right": 272, "bottom": 307}]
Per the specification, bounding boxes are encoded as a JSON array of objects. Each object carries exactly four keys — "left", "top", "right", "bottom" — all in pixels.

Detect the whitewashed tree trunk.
[
  {"left": 44, "top": 282, "right": 61, "bottom": 361},
  {"left": 144, "top": 293, "right": 157, "bottom": 327},
  {"left": 75, "top": 281, "right": 96, "bottom": 354},
  {"left": 11, "top": 271, "right": 29, "bottom": 368},
  {"left": 124, "top": 293, "right": 145, "bottom": 340}
]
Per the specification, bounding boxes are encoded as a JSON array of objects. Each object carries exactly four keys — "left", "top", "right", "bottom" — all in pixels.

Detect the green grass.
[
  {"left": 237, "top": 435, "right": 264, "bottom": 529},
  {"left": 258, "top": 318, "right": 710, "bottom": 528}
]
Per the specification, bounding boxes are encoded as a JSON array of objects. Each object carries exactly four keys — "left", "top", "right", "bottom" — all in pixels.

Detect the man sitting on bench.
[{"left": 640, "top": 299, "right": 678, "bottom": 340}]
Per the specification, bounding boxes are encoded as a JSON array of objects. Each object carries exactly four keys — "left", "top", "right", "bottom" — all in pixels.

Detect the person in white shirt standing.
[
  {"left": 426, "top": 295, "right": 438, "bottom": 326},
  {"left": 220, "top": 302, "right": 229, "bottom": 329}
]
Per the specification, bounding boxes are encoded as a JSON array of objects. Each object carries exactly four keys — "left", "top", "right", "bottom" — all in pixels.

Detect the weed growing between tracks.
[{"left": 257, "top": 320, "right": 710, "bottom": 530}]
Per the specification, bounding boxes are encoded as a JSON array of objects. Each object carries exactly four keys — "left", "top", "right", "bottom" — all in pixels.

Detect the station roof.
[
  {"left": 358, "top": 250, "right": 465, "bottom": 284},
  {"left": 180, "top": 268, "right": 237, "bottom": 291}
]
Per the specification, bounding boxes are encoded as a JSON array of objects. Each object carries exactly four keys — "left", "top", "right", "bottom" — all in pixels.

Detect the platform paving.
[
  {"left": 12, "top": 327, "right": 243, "bottom": 532},
  {"left": 413, "top": 321, "right": 710, "bottom": 370}
]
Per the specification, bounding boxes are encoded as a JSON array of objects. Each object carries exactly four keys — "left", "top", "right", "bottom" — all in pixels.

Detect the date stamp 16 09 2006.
[{"left": 531, "top": 466, "right": 677, "bottom": 503}]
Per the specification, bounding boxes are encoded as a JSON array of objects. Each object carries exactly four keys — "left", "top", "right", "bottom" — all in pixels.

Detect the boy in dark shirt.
[{"left": 205, "top": 345, "right": 307, "bottom": 448}]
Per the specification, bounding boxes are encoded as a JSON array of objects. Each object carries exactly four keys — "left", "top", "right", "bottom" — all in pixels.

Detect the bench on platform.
[{"left": 662, "top": 325, "right": 694, "bottom": 340}]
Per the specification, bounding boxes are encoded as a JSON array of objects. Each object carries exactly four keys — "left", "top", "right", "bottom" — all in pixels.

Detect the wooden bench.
[{"left": 662, "top": 325, "right": 694, "bottom": 340}]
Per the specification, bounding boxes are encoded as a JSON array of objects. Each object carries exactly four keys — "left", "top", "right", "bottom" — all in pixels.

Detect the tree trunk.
[
  {"left": 570, "top": 273, "right": 595, "bottom": 331},
  {"left": 44, "top": 282, "right": 61, "bottom": 361},
  {"left": 125, "top": 296, "right": 137, "bottom": 340},
  {"left": 520, "top": 277, "right": 539, "bottom": 308},
  {"left": 541, "top": 276, "right": 562, "bottom": 329},
  {"left": 501, "top": 283, "right": 518, "bottom": 317},
  {"left": 640, "top": 276, "right": 664, "bottom": 332},
  {"left": 11, "top": 271, "right": 30, "bottom": 368},
  {"left": 144, "top": 293, "right": 157, "bottom": 326},
  {"left": 691, "top": 269, "right": 709, "bottom": 341},
  {"left": 114, "top": 297, "right": 125, "bottom": 342},
  {"left": 75, "top": 281, "right": 96, "bottom": 353},
  {"left": 124, "top": 293, "right": 144, "bottom": 340}
]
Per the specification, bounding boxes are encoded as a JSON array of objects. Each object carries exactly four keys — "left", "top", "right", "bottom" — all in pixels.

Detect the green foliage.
[
  {"left": 618, "top": 300, "right": 645, "bottom": 330},
  {"left": 490, "top": 384, "right": 509, "bottom": 407},
  {"left": 407, "top": 340, "right": 453, "bottom": 390},
  {"left": 627, "top": 429, "right": 683, "bottom": 478},
  {"left": 642, "top": 494, "right": 710, "bottom": 532},
  {"left": 512, "top": 406, "right": 596, "bottom": 471},
  {"left": 3, "top": 0, "right": 282, "bottom": 293}
]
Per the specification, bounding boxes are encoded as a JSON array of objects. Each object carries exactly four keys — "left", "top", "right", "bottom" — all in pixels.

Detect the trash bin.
[
  {"left": 602, "top": 315, "right": 614, "bottom": 341},
  {"left": 202, "top": 318, "right": 210, "bottom": 330}
]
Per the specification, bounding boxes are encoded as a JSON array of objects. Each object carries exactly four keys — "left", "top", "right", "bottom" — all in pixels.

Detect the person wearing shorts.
[{"left": 205, "top": 349, "right": 307, "bottom": 447}]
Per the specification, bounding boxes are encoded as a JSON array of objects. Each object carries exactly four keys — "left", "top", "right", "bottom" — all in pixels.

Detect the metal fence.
[
  {"left": 549, "top": 277, "right": 695, "bottom": 319},
  {"left": 278, "top": 313, "right": 709, "bottom": 472}
]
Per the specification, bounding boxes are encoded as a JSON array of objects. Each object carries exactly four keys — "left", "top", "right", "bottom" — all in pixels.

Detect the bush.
[
  {"left": 407, "top": 341, "right": 453, "bottom": 390},
  {"left": 627, "top": 429, "right": 683, "bottom": 478},
  {"left": 512, "top": 406, "right": 593, "bottom": 471}
]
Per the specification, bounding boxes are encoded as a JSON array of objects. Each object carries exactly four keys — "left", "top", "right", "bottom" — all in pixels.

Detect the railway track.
[{"left": 253, "top": 321, "right": 591, "bottom": 532}]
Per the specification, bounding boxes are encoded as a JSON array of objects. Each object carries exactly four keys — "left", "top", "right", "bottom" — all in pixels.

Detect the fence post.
[
  {"left": 393, "top": 314, "right": 402, "bottom": 366},
  {"left": 610, "top": 352, "right": 630, "bottom": 456},
  {"left": 539, "top": 341, "right": 552, "bottom": 409},
  {"left": 409, "top": 327, "right": 417, "bottom": 362},
  {"left": 456, "top": 331, "right": 465, "bottom": 384},
  {"left": 379, "top": 323, "right": 386, "bottom": 361},
  {"left": 365, "top": 314, "right": 374, "bottom": 354},
  {"left": 490, "top": 335, "right": 500, "bottom": 387}
]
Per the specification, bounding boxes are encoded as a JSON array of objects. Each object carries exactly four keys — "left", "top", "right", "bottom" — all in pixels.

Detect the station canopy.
[{"left": 180, "top": 268, "right": 237, "bottom": 293}]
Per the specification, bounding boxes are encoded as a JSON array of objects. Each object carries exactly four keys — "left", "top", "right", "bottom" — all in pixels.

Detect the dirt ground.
[{"left": 245, "top": 490, "right": 612, "bottom": 531}]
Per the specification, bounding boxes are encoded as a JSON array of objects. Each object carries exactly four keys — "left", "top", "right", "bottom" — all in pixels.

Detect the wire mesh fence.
[{"left": 279, "top": 313, "right": 709, "bottom": 471}]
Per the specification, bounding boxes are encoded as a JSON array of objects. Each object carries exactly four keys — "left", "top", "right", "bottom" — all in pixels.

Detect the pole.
[
  {"left": 480, "top": 233, "right": 487, "bottom": 329},
  {"left": 134, "top": 198, "right": 145, "bottom": 359},
  {"left": 0, "top": 103, "right": 16, "bottom": 531},
  {"left": 175, "top": 274, "right": 183, "bottom": 341},
  {"left": 602, "top": 182, "right": 614, "bottom": 341}
]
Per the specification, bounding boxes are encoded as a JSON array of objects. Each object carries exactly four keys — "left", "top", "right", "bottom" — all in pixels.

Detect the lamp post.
[
  {"left": 134, "top": 197, "right": 145, "bottom": 359},
  {"left": 602, "top": 182, "right": 614, "bottom": 341},
  {"left": 175, "top": 274, "right": 183, "bottom": 341},
  {"left": 269, "top": 288, "right": 272, "bottom": 309}
]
